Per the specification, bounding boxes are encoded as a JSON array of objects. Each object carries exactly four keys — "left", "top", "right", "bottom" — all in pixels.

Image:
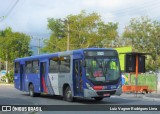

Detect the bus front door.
[{"left": 73, "top": 59, "right": 83, "bottom": 96}]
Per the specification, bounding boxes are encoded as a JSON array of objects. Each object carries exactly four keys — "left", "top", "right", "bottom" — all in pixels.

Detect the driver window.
[
  {"left": 108, "top": 60, "right": 119, "bottom": 80},
  {"left": 110, "top": 61, "right": 116, "bottom": 69}
]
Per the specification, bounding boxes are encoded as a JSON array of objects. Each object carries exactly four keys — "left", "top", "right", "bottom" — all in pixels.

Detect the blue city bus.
[{"left": 14, "top": 48, "right": 122, "bottom": 102}]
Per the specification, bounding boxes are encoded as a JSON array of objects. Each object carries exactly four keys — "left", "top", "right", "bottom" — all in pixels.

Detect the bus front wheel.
[
  {"left": 29, "top": 84, "right": 36, "bottom": 97},
  {"left": 64, "top": 86, "right": 74, "bottom": 102}
]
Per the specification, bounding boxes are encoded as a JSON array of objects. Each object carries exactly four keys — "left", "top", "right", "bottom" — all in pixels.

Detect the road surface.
[{"left": 0, "top": 84, "right": 160, "bottom": 114}]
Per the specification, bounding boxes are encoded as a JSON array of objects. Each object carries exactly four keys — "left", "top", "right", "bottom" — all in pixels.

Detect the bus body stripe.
[
  {"left": 42, "top": 76, "right": 48, "bottom": 93},
  {"left": 46, "top": 74, "right": 54, "bottom": 95}
]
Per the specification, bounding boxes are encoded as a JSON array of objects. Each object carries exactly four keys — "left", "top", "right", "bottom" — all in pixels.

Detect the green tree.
[
  {"left": 42, "top": 11, "right": 118, "bottom": 53},
  {"left": 123, "top": 16, "right": 160, "bottom": 71},
  {"left": 0, "top": 27, "right": 32, "bottom": 73}
]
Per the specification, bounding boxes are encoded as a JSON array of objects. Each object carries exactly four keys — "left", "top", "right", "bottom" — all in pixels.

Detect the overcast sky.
[{"left": 0, "top": 0, "right": 160, "bottom": 38}]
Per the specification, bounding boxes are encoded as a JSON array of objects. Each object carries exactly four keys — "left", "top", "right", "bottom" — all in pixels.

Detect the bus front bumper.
[{"left": 84, "top": 89, "right": 118, "bottom": 98}]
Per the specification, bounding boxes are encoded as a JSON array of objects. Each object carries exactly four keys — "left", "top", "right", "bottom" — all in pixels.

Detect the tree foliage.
[
  {"left": 42, "top": 11, "right": 118, "bottom": 52},
  {"left": 123, "top": 16, "right": 160, "bottom": 71},
  {"left": 0, "top": 27, "right": 32, "bottom": 71}
]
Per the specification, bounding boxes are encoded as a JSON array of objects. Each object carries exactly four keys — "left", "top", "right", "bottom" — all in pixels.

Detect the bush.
[
  {"left": 1, "top": 75, "right": 6, "bottom": 82},
  {"left": 5, "top": 70, "right": 14, "bottom": 83}
]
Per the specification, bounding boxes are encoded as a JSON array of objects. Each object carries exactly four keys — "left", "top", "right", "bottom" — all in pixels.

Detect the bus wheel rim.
[
  {"left": 30, "top": 87, "right": 33, "bottom": 96},
  {"left": 66, "top": 90, "right": 72, "bottom": 100}
]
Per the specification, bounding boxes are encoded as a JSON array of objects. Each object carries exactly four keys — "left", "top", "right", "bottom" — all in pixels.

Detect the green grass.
[
  {"left": 125, "top": 73, "right": 157, "bottom": 90},
  {"left": 0, "top": 82, "right": 7, "bottom": 84},
  {"left": 0, "top": 82, "right": 14, "bottom": 84}
]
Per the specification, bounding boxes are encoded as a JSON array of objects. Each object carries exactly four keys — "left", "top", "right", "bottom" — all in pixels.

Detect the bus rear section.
[{"left": 14, "top": 59, "right": 43, "bottom": 96}]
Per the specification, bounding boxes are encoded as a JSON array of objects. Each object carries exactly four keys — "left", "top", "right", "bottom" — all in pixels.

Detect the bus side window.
[
  {"left": 49, "top": 57, "right": 59, "bottom": 73},
  {"left": 25, "top": 61, "right": 32, "bottom": 74},
  {"left": 14, "top": 62, "right": 20, "bottom": 74},
  {"left": 33, "top": 60, "right": 39, "bottom": 74},
  {"left": 59, "top": 56, "right": 70, "bottom": 73}
]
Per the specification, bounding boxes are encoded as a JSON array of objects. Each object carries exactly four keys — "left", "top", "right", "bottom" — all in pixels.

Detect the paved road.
[
  {"left": 0, "top": 84, "right": 160, "bottom": 105},
  {"left": 0, "top": 84, "right": 160, "bottom": 114}
]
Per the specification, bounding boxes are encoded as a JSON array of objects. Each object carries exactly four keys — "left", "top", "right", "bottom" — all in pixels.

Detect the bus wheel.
[
  {"left": 29, "top": 84, "right": 36, "bottom": 97},
  {"left": 64, "top": 86, "right": 74, "bottom": 102},
  {"left": 94, "top": 97, "right": 103, "bottom": 101}
]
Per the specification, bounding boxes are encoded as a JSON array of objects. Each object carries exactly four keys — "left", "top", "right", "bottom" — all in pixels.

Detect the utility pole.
[
  {"left": 60, "top": 18, "right": 72, "bottom": 51},
  {"left": 5, "top": 53, "right": 8, "bottom": 83},
  {"left": 30, "top": 36, "right": 43, "bottom": 55},
  {"left": 155, "top": 35, "right": 160, "bottom": 95},
  {"left": 67, "top": 22, "right": 70, "bottom": 51}
]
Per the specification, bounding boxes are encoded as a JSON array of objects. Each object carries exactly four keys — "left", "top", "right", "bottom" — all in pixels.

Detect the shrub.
[{"left": 5, "top": 70, "right": 14, "bottom": 83}]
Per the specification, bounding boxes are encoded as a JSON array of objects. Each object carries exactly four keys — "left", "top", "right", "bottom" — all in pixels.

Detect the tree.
[
  {"left": 0, "top": 27, "right": 32, "bottom": 72},
  {"left": 123, "top": 16, "right": 160, "bottom": 71},
  {"left": 42, "top": 10, "right": 118, "bottom": 53}
]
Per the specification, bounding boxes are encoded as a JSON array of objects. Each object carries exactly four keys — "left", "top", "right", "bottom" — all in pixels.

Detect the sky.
[{"left": 0, "top": 0, "right": 160, "bottom": 51}]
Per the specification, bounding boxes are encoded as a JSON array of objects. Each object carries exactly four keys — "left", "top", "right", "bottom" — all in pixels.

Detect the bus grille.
[{"left": 96, "top": 90, "right": 116, "bottom": 96}]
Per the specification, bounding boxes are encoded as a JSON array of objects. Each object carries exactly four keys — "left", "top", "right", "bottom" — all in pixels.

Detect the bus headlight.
[{"left": 86, "top": 83, "right": 94, "bottom": 90}]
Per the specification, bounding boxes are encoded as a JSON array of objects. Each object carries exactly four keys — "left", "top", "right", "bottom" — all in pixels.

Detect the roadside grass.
[
  {"left": 0, "top": 82, "right": 7, "bottom": 84},
  {"left": 0, "top": 82, "right": 14, "bottom": 84},
  {"left": 126, "top": 74, "right": 157, "bottom": 90}
]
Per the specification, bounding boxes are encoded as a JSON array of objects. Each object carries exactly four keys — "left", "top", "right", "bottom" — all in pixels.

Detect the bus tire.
[
  {"left": 29, "top": 84, "right": 36, "bottom": 97},
  {"left": 94, "top": 97, "right": 103, "bottom": 101},
  {"left": 64, "top": 86, "right": 74, "bottom": 102}
]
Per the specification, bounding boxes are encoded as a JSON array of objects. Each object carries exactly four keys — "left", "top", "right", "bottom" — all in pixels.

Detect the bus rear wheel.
[
  {"left": 94, "top": 97, "right": 103, "bottom": 101},
  {"left": 29, "top": 84, "right": 36, "bottom": 97},
  {"left": 64, "top": 86, "right": 74, "bottom": 102}
]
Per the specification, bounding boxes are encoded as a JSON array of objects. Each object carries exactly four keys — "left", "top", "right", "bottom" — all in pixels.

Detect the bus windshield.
[{"left": 85, "top": 57, "right": 120, "bottom": 84}]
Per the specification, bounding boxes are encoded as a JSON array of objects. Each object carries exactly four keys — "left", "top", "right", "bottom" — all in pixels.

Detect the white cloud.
[
  {"left": 95, "top": 0, "right": 124, "bottom": 9},
  {"left": 0, "top": 0, "right": 160, "bottom": 36},
  {"left": 83, "top": 0, "right": 123, "bottom": 9}
]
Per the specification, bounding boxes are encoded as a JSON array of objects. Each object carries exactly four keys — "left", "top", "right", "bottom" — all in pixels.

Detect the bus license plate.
[{"left": 103, "top": 93, "right": 110, "bottom": 97}]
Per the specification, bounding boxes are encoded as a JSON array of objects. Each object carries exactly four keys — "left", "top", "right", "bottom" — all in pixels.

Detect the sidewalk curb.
[
  {"left": 120, "top": 93, "right": 160, "bottom": 102},
  {"left": 142, "top": 95, "right": 160, "bottom": 101},
  {"left": 0, "top": 83, "right": 14, "bottom": 87}
]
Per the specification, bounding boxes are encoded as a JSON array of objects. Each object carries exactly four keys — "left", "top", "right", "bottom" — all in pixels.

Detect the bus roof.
[{"left": 14, "top": 47, "right": 115, "bottom": 62}]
